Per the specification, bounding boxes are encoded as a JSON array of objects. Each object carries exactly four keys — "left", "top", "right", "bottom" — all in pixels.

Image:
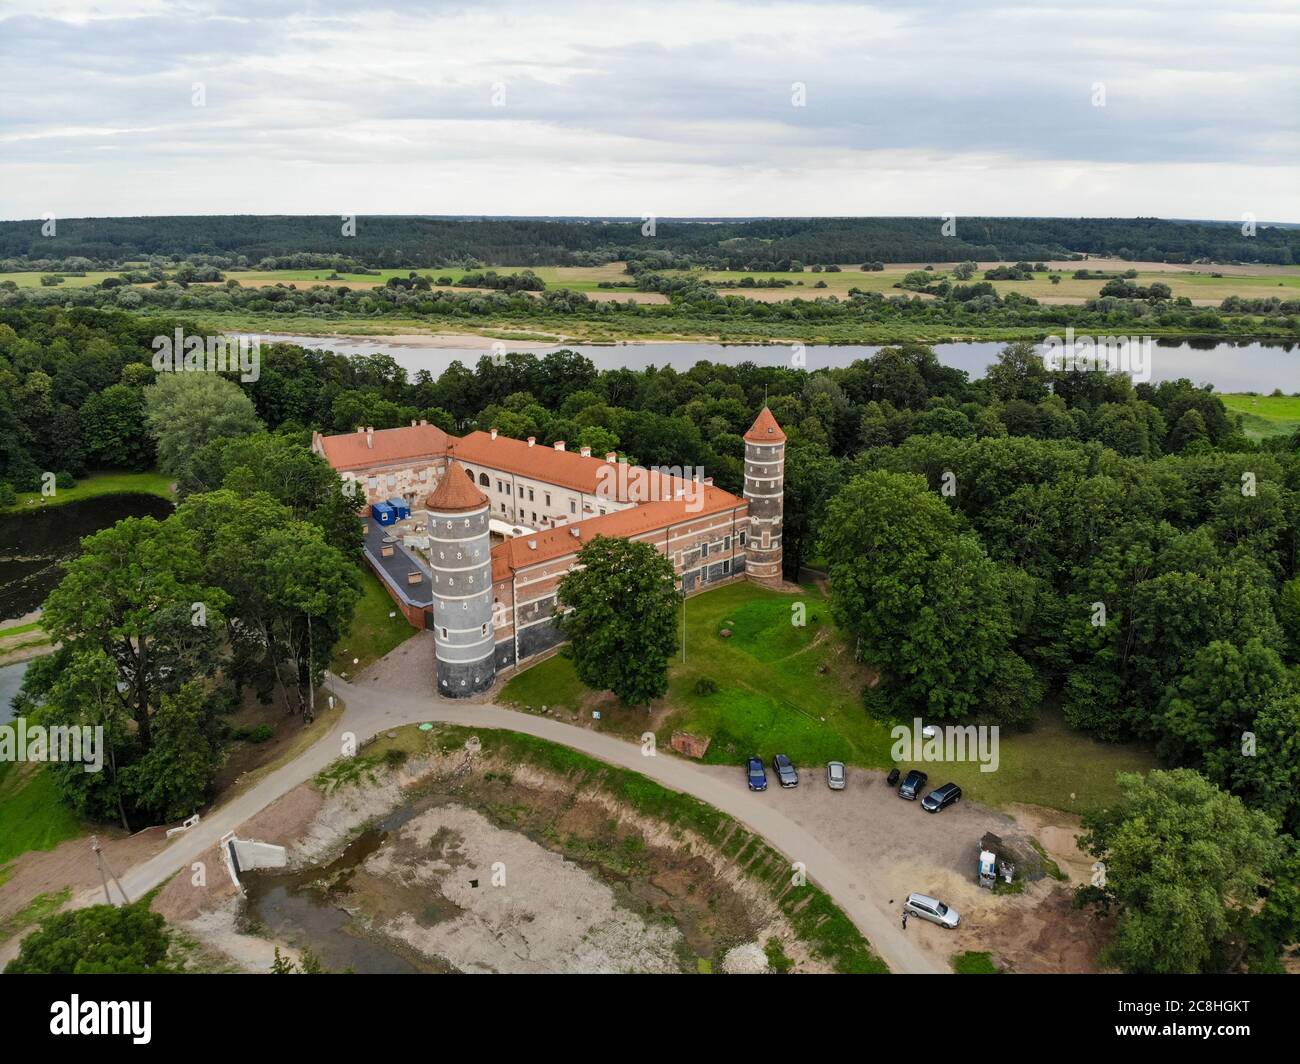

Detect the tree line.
[{"left": 3, "top": 215, "right": 1297, "bottom": 267}]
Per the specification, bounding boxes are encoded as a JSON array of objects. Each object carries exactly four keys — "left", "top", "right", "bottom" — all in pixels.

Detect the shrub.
[{"left": 694, "top": 677, "right": 718, "bottom": 696}]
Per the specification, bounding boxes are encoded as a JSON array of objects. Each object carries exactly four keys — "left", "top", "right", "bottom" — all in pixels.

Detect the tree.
[
  {"left": 42, "top": 516, "right": 229, "bottom": 750},
  {"left": 781, "top": 444, "right": 841, "bottom": 579},
  {"left": 80, "top": 383, "right": 154, "bottom": 470},
  {"left": 557, "top": 536, "right": 679, "bottom": 706},
  {"left": 143, "top": 371, "right": 263, "bottom": 477},
  {"left": 6, "top": 902, "right": 172, "bottom": 974},
  {"left": 820, "top": 471, "right": 1035, "bottom": 722},
  {"left": 984, "top": 342, "right": 1049, "bottom": 403},
  {"left": 123, "top": 681, "right": 220, "bottom": 821},
  {"left": 952, "top": 260, "right": 978, "bottom": 281},
  {"left": 1079, "top": 769, "right": 1283, "bottom": 974}
]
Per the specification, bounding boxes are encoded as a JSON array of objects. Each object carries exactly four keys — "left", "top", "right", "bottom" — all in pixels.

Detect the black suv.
[
  {"left": 772, "top": 754, "right": 799, "bottom": 788},
  {"left": 898, "top": 769, "right": 928, "bottom": 800},
  {"left": 921, "top": 782, "right": 962, "bottom": 813}
]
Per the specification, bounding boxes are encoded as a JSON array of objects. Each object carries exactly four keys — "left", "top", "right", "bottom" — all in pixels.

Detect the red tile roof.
[
  {"left": 424, "top": 460, "right": 488, "bottom": 513},
  {"left": 317, "top": 423, "right": 451, "bottom": 469},
  {"left": 491, "top": 486, "right": 746, "bottom": 576},
  {"left": 744, "top": 407, "right": 786, "bottom": 443}
]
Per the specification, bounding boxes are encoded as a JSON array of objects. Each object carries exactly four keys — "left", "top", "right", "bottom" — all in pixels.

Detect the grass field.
[
  {"left": 330, "top": 566, "right": 418, "bottom": 676},
  {"left": 1220, "top": 393, "right": 1300, "bottom": 439},
  {"left": 0, "top": 761, "right": 84, "bottom": 867},
  {"left": 2, "top": 470, "right": 175, "bottom": 511},
  {"left": 500, "top": 581, "right": 1156, "bottom": 813}
]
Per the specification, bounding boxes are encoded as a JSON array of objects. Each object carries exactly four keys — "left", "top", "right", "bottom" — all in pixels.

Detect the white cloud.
[{"left": 0, "top": 0, "right": 1295, "bottom": 219}]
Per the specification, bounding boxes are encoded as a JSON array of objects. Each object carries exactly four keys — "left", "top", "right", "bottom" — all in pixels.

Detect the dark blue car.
[{"left": 747, "top": 756, "right": 768, "bottom": 791}]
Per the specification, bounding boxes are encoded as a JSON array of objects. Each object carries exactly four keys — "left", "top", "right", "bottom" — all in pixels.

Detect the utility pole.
[{"left": 91, "top": 836, "right": 130, "bottom": 906}]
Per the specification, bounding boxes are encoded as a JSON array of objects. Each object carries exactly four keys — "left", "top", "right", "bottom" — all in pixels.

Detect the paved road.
[{"left": 83, "top": 673, "right": 943, "bottom": 974}]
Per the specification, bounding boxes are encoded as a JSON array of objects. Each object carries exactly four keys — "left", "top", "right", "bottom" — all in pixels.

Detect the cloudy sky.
[{"left": 0, "top": 0, "right": 1296, "bottom": 221}]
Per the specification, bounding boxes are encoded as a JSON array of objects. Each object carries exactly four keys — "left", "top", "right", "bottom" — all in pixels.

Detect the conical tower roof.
[
  {"left": 744, "top": 406, "right": 786, "bottom": 443},
  {"left": 424, "top": 460, "right": 489, "bottom": 513}
]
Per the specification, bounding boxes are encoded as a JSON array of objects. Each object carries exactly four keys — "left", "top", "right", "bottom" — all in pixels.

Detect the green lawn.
[
  {"left": 501, "top": 581, "right": 1156, "bottom": 813},
  {"left": 2, "top": 470, "right": 175, "bottom": 511},
  {"left": 952, "top": 950, "right": 1000, "bottom": 974},
  {"left": 1219, "top": 393, "right": 1300, "bottom": 440},
  {"left": 330, "top": 567, "right": 418, "bottom": 676},
  {"left": 0, "top": 762, "right": 84, "bottom": 867}
]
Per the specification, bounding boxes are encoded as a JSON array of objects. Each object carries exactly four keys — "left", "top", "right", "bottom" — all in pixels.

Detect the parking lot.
[{"left": 703, "top": 758, "right": 1106, "bottom": 972}]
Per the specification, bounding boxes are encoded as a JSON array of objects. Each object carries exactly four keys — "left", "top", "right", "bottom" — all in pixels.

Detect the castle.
[{"left": 312, "top": 409, "right": 786, "bottom": 697}]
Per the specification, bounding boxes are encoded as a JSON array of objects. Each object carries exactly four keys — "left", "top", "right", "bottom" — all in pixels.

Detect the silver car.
[
  {"left": 904, "top": 892, "right": 960, "bottom": 929},
  {"left": 826, "top": 761, "right": 846, "bottom": 790}
]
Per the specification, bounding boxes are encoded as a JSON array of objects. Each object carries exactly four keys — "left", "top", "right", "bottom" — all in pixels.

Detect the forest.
[
  {"left": 3, "top": 306, "right": 1298, "bottom": 970},
  {"left": 2, "top": 214, "right": 1298, "bottom": 269}
]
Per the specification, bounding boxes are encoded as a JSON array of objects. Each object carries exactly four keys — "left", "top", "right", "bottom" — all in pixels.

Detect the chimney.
[
  {"left": 703, "top": 476, "right": 713, "bottom": 486},
  {"left": 366, "top": 427, "right": 374, "bottom": 448},
  {"left": 410, "top": 419, "right": 417, "bottom": 427},
  {"left": 356, "top": 425, "right": 365, "bottom": 434},
  {"left": 490, "top": 427, "right": 498, "bottom": 441},
  {"left": 580, "top": 446, "right": 591, "bottom": 458},
  {"left": 553, "top": 441, "right": 566, "bottom": 452},
  {"left": 527, "top": 436, "right": 536, "bottom": 447},
  {"left": 605, "top": 452, "right": 617, "bottom": 463},
  {"left": 419, "top": 418, "right": 428, "bottom": 426},
  {"left": 570, "top": 527, "right": 581, "bottom": 538}
]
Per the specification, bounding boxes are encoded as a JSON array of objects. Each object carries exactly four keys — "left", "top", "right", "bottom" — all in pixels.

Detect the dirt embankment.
[{"left": 154, "top": 740, "right": 833, "bottom": 974}]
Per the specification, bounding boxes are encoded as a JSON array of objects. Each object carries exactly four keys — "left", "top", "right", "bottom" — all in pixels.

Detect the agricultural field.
[
  {"left": 11, "top": 259, "right": 1299, "bottom": 308},
  {"left": 500, "top": 581, "right": 1156, "bottom": 814}
]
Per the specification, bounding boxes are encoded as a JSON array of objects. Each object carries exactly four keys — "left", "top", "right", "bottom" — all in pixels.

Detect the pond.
[
  {"left": 235, "top": 333, "right": 1299, "bottom": 393},
  {"left": 0, "top": 493, "right": 175, "bottom": 623}
]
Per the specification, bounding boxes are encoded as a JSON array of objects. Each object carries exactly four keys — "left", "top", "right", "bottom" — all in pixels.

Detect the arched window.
[
  {"left": 479, "top": 472, "right": 490, "bottom": 487},
  {"left": 465, "top": 467, "right": 475, "bottom": 480}
]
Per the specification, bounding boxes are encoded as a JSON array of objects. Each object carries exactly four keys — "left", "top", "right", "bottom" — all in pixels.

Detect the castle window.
[
  {"left": 569, "top": 499, "right": 577, "bottom": 514},
  {"left": 464, "top": 467, "right": 474, "bottom": 480},
  {"left": 479, "top": 473, "right": 490, "bottom": 487},
  {"left": 439, "top": 627, "right": 448, "bottom": 639},
  {"left": 724, "top": 535, "right": 731, "bottom": 551},
  {"left": 700, "top": 541, "right": 709, "bottom": 559},
  {"left": 481, "top": 623, "right": 489, "bottom": 637},
  {"left": 545, "top": 492, "right": 552, "bottom": 507},
  {"left": 723, "top": 559, "right": 731, "bottom": 574},
  {"left": 740, "top": 531, "right": 747, "bottom": 547}
]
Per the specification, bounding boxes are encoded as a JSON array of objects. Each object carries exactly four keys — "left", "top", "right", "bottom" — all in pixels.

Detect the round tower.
[
  {"left": 424, "top": 460, "right": 496, "bottom": 697},
  {"left": 743, "top": 407, "right": 786, "bottom": 585}
]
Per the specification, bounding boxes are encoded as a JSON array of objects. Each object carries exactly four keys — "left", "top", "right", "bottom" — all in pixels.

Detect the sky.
[{"left": 0, "top": 0, "right": 1296, "bottom": 221}]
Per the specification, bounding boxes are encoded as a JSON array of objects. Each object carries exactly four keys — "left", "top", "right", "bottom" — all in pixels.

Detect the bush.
[
  {"left": 0, "top": 482, "right": 15, "bottom": 507},
  {"left": 694, "top": 677, "right": 718, "bottom": 696},
  {"left": 54, "top": 471, "right": 75, "bottom": 489}
]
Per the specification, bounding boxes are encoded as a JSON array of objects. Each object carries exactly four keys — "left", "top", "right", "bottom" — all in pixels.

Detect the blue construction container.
[
  {"left": 386, "top": 496, "right": 411, "bottom": 520},
  {"left": 371, "top": 501, "right": 395, "bottom": 525}
]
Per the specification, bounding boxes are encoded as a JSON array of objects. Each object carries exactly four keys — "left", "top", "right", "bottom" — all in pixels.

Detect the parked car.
[
  {"left": 898, "top": 769, "right": 928, "bottom": 800},
  {"left": 886, "top": 767, "right": 900, "bottom": 787},
  {"left": 746, "top": 756, "right": 768, "bottom": 791},
  {"left": 826, "top": 761, "right": 846, "bottom": 790},
  {"left": 921, "top": 782, "right": 962, "bottom": 813},
  {"left": 904, "top": 892, "right": 960, "bottom": 929},
  {"left": 772, "top": 753, "right": 799, "bottom": 788}
]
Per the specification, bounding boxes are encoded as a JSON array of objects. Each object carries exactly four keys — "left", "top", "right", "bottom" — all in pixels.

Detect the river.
[{"left": 235, "top": 334, "right": 1298, "bottom": 392}]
